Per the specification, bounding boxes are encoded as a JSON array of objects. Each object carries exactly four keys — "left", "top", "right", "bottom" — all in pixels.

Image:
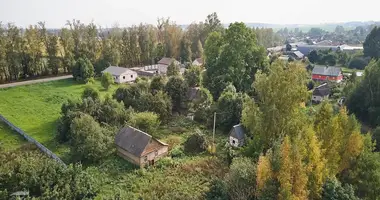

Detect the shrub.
[
  {"left": 82, "top": 86, "right": 100, "bottom": 100},
  {"left": 150, "top": 76, "right": 167, "bottom": 94},
  {"left": 349, "top": 57, "right": 368, "bottom": 70},
  {"left": 129, "top": 112, "right": 160, "bottom": 134},
  {"left": 170, "top": 146, "right": 185, "bottom": 158},
  {"left": 184, "top": 130, "right": 208, "bottom": 154},
  {"left": 101, "top": 72, "right": 114, "bottom": 90},
  {"left": 156, "top": 157, "right": 175, "bottom": 168},
  {"left": 204, "top": 179, "right": 229, "bottom": 200},
  {"left": 72, "top": 57, "right": 94, "bottom": 83}
]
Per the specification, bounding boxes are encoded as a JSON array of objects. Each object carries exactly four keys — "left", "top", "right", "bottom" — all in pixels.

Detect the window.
[
  {"left": 131, "top": 75, "right": 133, "bottom": 78},
  {"left": 232, "top": 140, "right": 236, "bottom": 144},
  {"left": 123, "top": 76, "right": 125, "bottom": 79}
]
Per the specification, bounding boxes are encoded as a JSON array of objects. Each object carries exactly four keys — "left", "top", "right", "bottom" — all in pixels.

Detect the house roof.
[
  {"left": 230, "top": 124, "right": 245, "bottom": 140},
  {"left": 313, "top": 83, "right": 330, "bottom": 97},
  {"left": 193, "top": 58, "right": 203, "bottom": 65},
  {"left": 158, "top": 57, "right": 177, "bottom": 65},
  {"left": 312, "top": 66, "right": 341, "bottom": 77},
  {"left": 292, "top": 51, "right": 304, "bottom": 59},
  {"left": 102, "top": 66, "right": 135, "bottom": 76},
  {"left": 115, "top": 126, "right": 167, "bottom": 157}
]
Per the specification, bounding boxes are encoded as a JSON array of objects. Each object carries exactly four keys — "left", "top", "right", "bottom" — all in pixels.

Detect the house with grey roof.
[
  {"left": 312, "top": 65, "right": 343, "bottom": 83},
  {"left": 156, "top": 57, "right": 181, "bottom": 75},
  {"left": 115, "top": 126, "right": 168, "bottom": 167},
  {"left": 312, "top": 83, "right": 330, "bottom": 103},
  {"left": 102, "top": 66, "right": 138, "bottom": 83},
  {"left": 229, "top": 124, "right": 245, "bottom": 147}
]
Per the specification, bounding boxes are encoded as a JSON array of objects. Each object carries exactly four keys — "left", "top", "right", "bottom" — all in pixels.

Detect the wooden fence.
[{"left": 0, "top": 114, "right": 66, "bottom": 167}]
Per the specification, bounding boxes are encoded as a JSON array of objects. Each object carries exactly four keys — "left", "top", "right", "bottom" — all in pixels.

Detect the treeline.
[{"left": 0, "top": 13, "right": 282, "bottom": 83}]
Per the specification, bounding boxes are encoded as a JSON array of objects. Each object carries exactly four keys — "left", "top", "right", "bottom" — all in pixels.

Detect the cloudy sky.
[{"left": 1, "top": 0, "right": 380, "bottom": 28}]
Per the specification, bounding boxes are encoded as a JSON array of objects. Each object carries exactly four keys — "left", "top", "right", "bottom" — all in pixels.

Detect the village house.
[
  {"left": 312, "top": 83, "right": 330, "bottom": 103},
  {"left": 157, "top": 57, "right": 180, "bottom": 74},
  {"left": 312, "top": 65, "right": 343, "bottom": 83},
  {"left": 102, "top": 66, "right": 138, "bottom": 83},
  {"left": 192, "top": 58, "right": 203, "bottom": 66},
  {"left": 115, "top": 126, "right": 168, "bottom": 167},
  {"left": 229, "top": 124, "right": 245, "bottom": 147}
]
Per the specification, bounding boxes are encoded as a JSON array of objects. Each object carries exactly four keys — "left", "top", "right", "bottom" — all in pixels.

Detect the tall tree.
[
  {"left": 179, "top": 36, "right": 192, "bottom": 63},
  {"left": 363, "top": 26, "right": 380, "bottom": 59}
]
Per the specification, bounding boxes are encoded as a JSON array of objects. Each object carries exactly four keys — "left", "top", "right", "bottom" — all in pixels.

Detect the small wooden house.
[
  {"left": 312, "top": 83, "right": 330, "bottom": 103},
  {"left": 229, "top": 124, "right": 245, "bottom": 147},
  {"left": 115, "top": 126, "right": 168, "bottom": 167}
]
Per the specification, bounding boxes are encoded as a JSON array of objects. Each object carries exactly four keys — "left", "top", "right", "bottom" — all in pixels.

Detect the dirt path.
[{"left": 0, "top": 75, "right": 73, "bottom": 89}]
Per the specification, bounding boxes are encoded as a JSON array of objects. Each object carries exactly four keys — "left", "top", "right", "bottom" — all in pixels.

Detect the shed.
[
  {"left": 102, "top": 66, "right": 138, "bottom": 83},
  {"left": 312, "top": 83, "right": 330, "bottom": 103},
  {"left": 229, "top": 124, "right": 245, "bottom": 147},
  {"left": 115, "top": 126, "right": 168, "bottom": 167}
]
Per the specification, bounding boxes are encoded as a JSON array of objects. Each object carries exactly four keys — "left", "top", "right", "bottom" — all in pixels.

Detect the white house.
[
  {"left": 102, "top": 66, "right": 138, "bottom": 83},
  {"left": 229, "top": 124, "right": 245, "bottom": 147}
]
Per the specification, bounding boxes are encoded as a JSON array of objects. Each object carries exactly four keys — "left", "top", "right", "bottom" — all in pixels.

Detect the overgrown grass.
[
  {"left": 0, "top": 78, "right": 116, "bottom": 156},
  {"left": 0, "top": 121, "right": 27, "bottom": 150}
]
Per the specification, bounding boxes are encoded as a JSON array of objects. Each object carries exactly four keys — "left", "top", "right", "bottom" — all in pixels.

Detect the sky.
[{"left": 1, "top": 0, "right": 380, "bottom": 28}]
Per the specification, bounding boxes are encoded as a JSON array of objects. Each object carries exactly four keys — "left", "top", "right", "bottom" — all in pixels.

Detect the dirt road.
[{"left": 0, "top": 75, "right": 73, "bottom": 89}]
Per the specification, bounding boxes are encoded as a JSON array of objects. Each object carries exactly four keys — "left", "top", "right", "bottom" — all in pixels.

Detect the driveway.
[{"left": 0, "top": 75, "right": 73, "bottom": 89}]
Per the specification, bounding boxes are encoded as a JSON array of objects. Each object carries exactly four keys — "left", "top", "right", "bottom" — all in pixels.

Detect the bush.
[
  {"left": 204, "top": 179, "right": 229, "bottom": 200},
  {"left": 72, "top": 57, "right": 94, "bottom": 83},
  {"left": 170, "top": 146, "right": 185, "bottom": 158},
  {"left": 348, "top": 57, "right": 368, "bottom": 70},
  {"left": 129, "top": 112, "right": 160, "bottom": 134},
  {"left": 82, "top": 86, "right": 100, "bottom": 100},
  {"left": 156, "top": 157, "right": 175, "bottom": 168},
  {"left": 101, "top": 72, "right": 114, "bottom": 90},
  {"left": 184, "top": 130, "right": 208, "bottom": 154},
  {"left": 150, "top": 76, "right": 167, "bottom": 94}
]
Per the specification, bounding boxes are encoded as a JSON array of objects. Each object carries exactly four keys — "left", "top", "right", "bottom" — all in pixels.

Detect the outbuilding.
[
  {"left": 115, "top": 126, "right": 169, "bottom": 167},
  {"left": 229, "top": 124, "right": 245, "bottom": 147},
  {"left": 102, "top": 66, "right": 138, "bottom": 83}
]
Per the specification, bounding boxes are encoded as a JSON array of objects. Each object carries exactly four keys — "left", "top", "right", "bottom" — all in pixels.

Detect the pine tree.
[{"left": 291, "top": 144, "right": 309, "bottom": 200}]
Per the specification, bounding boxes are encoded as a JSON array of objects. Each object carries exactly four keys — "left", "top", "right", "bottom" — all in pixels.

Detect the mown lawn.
[
  {"left": 0, "top": 121, "right": 27, "bottom": 151},
  {"left": 0, "top": 79, "right": 116, "bottom": 156}
]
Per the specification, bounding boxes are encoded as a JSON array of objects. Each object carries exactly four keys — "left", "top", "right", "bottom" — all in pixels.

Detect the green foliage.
[
  {"left": 216, "top": 88, "right": 249, "bottom": 131},
  {"left": 373, "top": 127, "right": 380, "bottom": 151},
  {"left": 224, "top": 157, "right": 256, "bottom": 200},
  {"left": 242, "top": 61, "right": 309, "bottom": 149},
  {"left": 150, "top": 75, "right": 167, "bottom": 94},
  {"left": 184, "top": 130, "right": 208, "bottom": 154},
  {"left": 82, "top": 86, "right": 100, "bottom": 100},
  {"left": 322, "top": 179, "right": 358, "bottom": 200},
  {"left": 101, "top": 72, "right": 114, "bottom": 90},
  {"left": 70, "top": 114, "right": 114, "bottom": 163},
  {"left": 170, "top": 146, "right": 185, "bottom": 158},
  {"left": 348, "top": 57, "right": 368, "bottom": 70},
  {"left": 179, "top": 37, "right": 192, "bottom": 63},
  {"left": 205, "top": 179, "right": 229, "bottom": 200},
  {"left": 167, "top": 62, "right": 180, "bottom": 76},
  {"left": 0, "top": 149, "right": 99, "bottom": 199},
  {"left": 72, "top": 57, "right": 94, "bottom": 83},
  {"left": 129, "top": 112, "right": 160, "bottom": 134},
  {"left": 341, "top": 151, "right": 380, "bottom": 199},
  {"left": 363, "top": 26, "right": 380, "bottom": 59},
  {"left": 204, "top": 23, "right": 268, "bottom": 99},
  {"left": 184, "top": 65, "right": 202, "bottom": 87},
  {"left": 165, "top": 76, "right": 189, "bottom": 112},
  {"left": 346, "top": 60, "right": 380, "bottom": 127}
]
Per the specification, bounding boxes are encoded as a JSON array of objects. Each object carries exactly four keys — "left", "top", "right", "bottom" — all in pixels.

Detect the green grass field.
[
  {"left": 0, "top": 79, "right": 116, "bottom": 156},
  {"left": 0, "top": 121, "right": 27, "bottom": 150}
]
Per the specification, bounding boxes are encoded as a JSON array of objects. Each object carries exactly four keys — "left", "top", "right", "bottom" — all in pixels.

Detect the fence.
[{"left": 0, "top": 114, "right": 66, "bottom": 167}]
